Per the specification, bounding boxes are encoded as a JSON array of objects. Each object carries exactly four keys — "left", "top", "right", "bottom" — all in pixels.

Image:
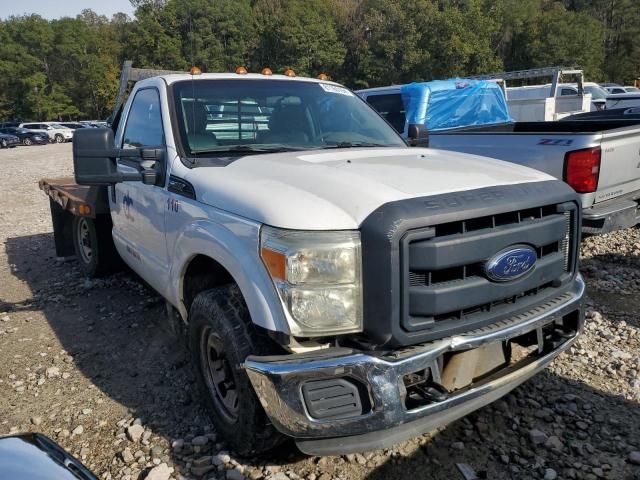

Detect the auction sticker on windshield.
[{"left": 319, "top": 83, "right": 353, "bottom": 96}]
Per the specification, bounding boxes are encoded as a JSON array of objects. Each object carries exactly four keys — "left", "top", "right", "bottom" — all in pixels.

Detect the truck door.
[{"left": 110, "top": 87, "right": 171, "bottom": 293}]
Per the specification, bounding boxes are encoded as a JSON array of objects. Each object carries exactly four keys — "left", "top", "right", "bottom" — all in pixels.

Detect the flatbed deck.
[
  {"left": 39, "top": 177, "right": 109, "bottom": 218},
  {"left": 39, "top": 177, "right": 111, "bottom": 258}
]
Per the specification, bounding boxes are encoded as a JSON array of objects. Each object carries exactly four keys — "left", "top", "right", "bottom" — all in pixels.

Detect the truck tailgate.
[{"left": 595, "top": 125, "right": 640, "bottom": 204}]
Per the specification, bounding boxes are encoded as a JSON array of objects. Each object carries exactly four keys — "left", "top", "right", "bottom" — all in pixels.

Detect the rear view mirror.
[{"left": 407, "top": 123, "right": 429, "bottom": 147}]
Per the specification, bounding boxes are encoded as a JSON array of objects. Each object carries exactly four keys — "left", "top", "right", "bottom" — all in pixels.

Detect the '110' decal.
[{"left": 167, "top": 198, "right": 180, "bottom": 212}]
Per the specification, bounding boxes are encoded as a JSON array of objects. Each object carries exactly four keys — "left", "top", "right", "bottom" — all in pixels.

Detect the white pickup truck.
[{"left": 41, "top": 69, "right": 585, "bottom": 456}]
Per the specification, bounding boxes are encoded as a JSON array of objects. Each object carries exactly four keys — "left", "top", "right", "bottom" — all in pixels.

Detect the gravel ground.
[{"left": 0, "top": 143, "right": 639, "bottom": 480}]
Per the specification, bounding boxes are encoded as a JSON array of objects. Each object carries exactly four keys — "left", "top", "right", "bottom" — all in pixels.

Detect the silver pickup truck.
[
  {"left": 428, "top": 120, "right": 640, "bottom": 234},
  {"left": 359, "top": 85, "right": 640, "bottom": 234}
]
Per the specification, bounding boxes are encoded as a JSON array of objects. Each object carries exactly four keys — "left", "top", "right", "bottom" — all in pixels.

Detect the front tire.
[
  {"left": 23, "top": 137, "right": 32, "bottom": 146},
  {"left": 0, "top": 139, "right": 6, "bottom": 149},
  {"left": 71, "top": 215, "right": 121, "bottom": 277},
  {"left": 189, "top": 285, "right": 284, "bottom": 455},
  {"left": 55, "top": 134, "right": 64, "bottom": 143}
]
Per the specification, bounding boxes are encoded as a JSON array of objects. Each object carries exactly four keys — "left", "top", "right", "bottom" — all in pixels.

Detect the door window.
[
  {"left": 122, "top": 89, "right": 164, "bottom": 148},
  {"left": 365, "top": 94, "right": 406, "bottom": 133}
]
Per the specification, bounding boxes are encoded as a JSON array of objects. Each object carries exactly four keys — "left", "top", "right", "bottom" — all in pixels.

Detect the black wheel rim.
[{"left": 200, "top": 326, "right": 240, "bottom": 423}]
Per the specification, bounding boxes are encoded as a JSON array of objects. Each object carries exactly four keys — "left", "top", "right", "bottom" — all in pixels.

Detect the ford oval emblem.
[{"left": 485, "top": 245, "right": 537, "bottom": 282}]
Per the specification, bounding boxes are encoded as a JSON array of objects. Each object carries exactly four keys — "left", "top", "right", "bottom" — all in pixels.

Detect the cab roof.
[{"left": 142, "top": 72, "right": 342, "bottom": 87}]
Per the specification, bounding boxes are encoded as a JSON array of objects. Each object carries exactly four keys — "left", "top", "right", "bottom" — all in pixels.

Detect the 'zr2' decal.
[{"left": 538, "top": 138, "right": 574, "bottom": 146}]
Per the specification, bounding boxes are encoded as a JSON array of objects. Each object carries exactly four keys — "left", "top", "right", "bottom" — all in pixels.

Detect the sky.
[{"left": 0, "top": 0, "right": 135, "bottom": 20}]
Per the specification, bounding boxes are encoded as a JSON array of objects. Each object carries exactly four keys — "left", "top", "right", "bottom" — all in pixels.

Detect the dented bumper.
[{"left": 245, "top": 275, "right": 585, "bottom": 455}]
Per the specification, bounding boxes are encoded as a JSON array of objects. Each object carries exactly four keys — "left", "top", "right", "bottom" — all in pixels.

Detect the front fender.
[{"left": 169, "top": 217, "right": 290, "bottom": 335}]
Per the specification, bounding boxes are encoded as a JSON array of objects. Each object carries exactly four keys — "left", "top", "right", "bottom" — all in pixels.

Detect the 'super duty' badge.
[{"left": 485, "top": 245, "right": 537, "bottom": 282}]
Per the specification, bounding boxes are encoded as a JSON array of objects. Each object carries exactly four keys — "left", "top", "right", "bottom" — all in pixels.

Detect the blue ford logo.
[{"left": 485, "top": 245, "right": 537, "bottom": 282}]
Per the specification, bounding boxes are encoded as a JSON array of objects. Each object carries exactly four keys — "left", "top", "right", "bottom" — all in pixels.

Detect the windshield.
[
  {"left": 172, "top": 79, "right": 405, "bottom": 157},
  {"left": 585, "top": 85, "right": 609, "bottom": 100},
  {"left": 50, "top": 123, "right": 65, "bottom": 129},
  {"left": 627, "top": 87, "right": 640, "bottom": 93}
]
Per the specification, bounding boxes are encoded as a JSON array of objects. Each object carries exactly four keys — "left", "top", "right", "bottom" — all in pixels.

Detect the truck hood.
[{"left": 186, "top": 147, "right": 555, "bottom": 230}]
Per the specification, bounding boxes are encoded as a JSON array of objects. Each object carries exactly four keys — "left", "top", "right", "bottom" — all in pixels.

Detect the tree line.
[{"left": 0, "top": 0, "right": 638, "bottom": 121}]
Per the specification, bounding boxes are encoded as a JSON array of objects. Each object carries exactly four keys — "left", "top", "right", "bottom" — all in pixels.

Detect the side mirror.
[
  {"left": 74, "top": 128, "right": 122, "bottom": 185},
  {"left": 73, "top": 128, "right": 163, "bottom": 186},
  {"left": 407, "top": 123, "right": 429, "bottom": 147}
]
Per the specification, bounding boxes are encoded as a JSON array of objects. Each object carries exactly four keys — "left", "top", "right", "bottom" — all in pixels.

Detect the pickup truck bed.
[{"left": 429, "top": 120, "right": 640, "bottom": 234}]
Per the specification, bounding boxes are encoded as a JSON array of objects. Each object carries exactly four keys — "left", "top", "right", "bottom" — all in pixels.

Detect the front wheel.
[
  {"left": 0, "top": 139, "right": 7, "bottom": 149},
  {"left": 55, "top": 134, "right": 64, "bottom": 143},
  {"left": 189, "top": 285, "right": 284, "bottom": 455},
  {"left": 23, "top": 137, "right": 32, "bottom": 146}
]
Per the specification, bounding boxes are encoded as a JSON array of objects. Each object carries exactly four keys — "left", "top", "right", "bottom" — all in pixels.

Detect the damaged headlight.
[{"left": 260, "top": 226, "right": 363, "bottom": 336}]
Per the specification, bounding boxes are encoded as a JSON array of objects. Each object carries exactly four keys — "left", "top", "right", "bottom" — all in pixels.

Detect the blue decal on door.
[{"left": 123, "top": 192, "right": 134, "bottom": 222}]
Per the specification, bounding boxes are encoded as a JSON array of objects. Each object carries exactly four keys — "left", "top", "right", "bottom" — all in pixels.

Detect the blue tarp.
[{"left": 400, "top": 79, "right": 513, "bottom": 131}]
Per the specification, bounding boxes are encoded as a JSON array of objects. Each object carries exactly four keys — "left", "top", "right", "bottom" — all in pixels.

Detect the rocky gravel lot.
[{"left": 1, "top": 143, "right": 639, "bottom": 480}]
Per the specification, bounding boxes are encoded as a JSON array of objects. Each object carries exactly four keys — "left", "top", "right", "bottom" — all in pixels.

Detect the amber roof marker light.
[
  {"left": 190, "top": 66, "right": 202, "bottom": 75},
  {"left": 317, "top": 73, "right": 329, "bottom": 81},
  {"left": 235, "top": 66, "right": 248, "bottom": 75},
  {"left": 261, "top": 67, "right": 273, "bottom": 75},
  {"left": 283, "top": 68, "right": 296, "bottom": 77}
]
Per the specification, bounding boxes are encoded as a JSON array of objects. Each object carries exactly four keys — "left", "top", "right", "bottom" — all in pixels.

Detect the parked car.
[
  {"left": 58, "top": 122, "right": 89, "bottom": 130},
  {"left": 599, "top": 82, "right": 622, "bottom": 89},
  {"left": 0, "top": 132, "right": 20, "bottom": 148},
  {"left": 39, "top": 65, "right": 585, "bottom": 456},
  {"left": 0, "top": 121, "right": 21, "bottom": 129},
  {"left": 77, "top": 120, "right": 107, "bottom": 128},
  {"left": 606, "top": 92, "right": 640, "bottom": 110},
  {"left": 563, "top": 106, "right": 640, "bottom": 121},
  {"left": 550, "top": 82, "right": 609, "bottom": 111},
  {"left": 0, "top": 126, "right": 48, "bottom": 145},
  {"left": 18, "top": 123, "right": 54, "bottom": 142},
  {"left": 0, "top": 433, "right": 97, "bottom": 480},
  {"left": 604, "top": 86, "right": 640, "bottom": 94},
  {"left": 19, "top": 122, "right": 73, "bottom": 143},
  {"left": 360, "top": 79, "right": 640, "bottom": 235},
  {"left": 42, "top": 122, "right": 75, "bottom": 141}
]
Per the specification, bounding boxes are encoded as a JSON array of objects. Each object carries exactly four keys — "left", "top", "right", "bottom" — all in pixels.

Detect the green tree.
[
  {"left": 416, "top": 0, "right": 503, "bottom": 80},
  {"left": 252, "top": 0, "right": 346, "bottom": 76},
  {"left": 175, "top": 0, "right": 255, "bottom": 72},
  {"left": 527, "top": 5, "right": 604, "bottom": 79}
]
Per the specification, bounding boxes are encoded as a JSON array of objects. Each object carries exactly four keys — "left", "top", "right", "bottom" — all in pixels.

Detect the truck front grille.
[
  {"left": 400, "top": 203, "right": 577, "bottom": 341},
  {"left": 358, "top": 181, "right": 582, "bottom": 348}
]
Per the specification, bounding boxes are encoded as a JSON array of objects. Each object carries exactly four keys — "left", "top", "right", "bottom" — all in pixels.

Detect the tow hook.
[{"left": 415, "top": 382, "right": 449, "bottom": 402}]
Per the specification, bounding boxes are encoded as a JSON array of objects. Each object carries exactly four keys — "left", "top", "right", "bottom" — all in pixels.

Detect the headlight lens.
[{"left": 260, "top": 226, "right": 363, "bottom": 336}]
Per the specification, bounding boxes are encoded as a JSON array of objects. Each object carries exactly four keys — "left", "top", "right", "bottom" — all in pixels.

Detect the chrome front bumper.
[{"left": 245, "top": 275, "right": 585, "bottom": 455}]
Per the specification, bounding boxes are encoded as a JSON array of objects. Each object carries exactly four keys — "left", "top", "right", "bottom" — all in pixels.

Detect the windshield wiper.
[
  {"left": 318, "top": 142, "right": 391, "bottom": 149},
  {"left": 191, "top": 144, "right": 306, "bottom": 155}
]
